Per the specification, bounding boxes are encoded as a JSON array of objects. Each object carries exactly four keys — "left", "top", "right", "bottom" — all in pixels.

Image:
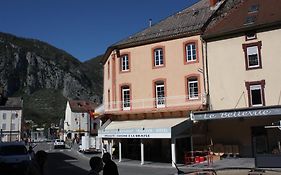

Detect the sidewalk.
[{"left": 75, "top": 148, "right": 281, "bottom": 174}]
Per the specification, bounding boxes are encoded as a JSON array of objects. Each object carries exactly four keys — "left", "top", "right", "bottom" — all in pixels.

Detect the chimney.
[{"left": 209, "top": 0, "right": 217, "bottom": 7}]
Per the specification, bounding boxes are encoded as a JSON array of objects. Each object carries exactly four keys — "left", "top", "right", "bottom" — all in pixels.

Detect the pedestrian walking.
[
  {"left": 88, "top": 156, "right": 103, "bottom": 175},
  {"left": 102, "top": 152, "right": 119, "bottom": 175},
  {"left": 25, "top": 150, "right": 48, "bottom": 175},
  {"left": 28, "top": 145, "right": 35, "bottom": 160}
]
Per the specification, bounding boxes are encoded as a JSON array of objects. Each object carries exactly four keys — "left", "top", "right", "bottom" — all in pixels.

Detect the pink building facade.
[{"left": 99, "top": 0, "right": 223, "bottom": 165}]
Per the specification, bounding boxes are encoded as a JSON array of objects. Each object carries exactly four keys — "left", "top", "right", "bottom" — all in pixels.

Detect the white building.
[
  {"left": 64, "top": 100, "right": 100, "bottom": 142},
  {"left": 0, "top": 97, "right": 23, "bottom": 142}
]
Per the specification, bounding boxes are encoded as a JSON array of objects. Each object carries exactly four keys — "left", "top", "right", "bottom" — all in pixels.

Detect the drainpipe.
[{"left": 200, "top": 37, "right": 210, "bottom": 110}]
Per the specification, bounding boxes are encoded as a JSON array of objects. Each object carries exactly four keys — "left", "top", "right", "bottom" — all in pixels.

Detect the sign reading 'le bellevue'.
[{"left": 192, "top": 107, "right": 281, "bottom": 121}]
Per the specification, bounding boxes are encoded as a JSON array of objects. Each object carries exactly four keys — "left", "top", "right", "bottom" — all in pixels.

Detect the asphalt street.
[
  {"left": 34, "top": 142, "right": 179, "bottom": 175},
  {"left": 33, "top": 142, "right": 281, "bottom": 175}
]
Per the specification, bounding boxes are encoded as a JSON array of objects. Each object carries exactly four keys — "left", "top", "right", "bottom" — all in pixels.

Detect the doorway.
[{"left": 252, "top": 126, "right": 268, "bottom": 156}]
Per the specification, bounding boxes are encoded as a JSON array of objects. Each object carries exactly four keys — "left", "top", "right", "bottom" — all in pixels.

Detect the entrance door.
[
  {"left": 252, "top": 126, "right": 268, "bottom": 156},
  {"left": 176, "top": 137, "right": 191, "bottom": 164}
]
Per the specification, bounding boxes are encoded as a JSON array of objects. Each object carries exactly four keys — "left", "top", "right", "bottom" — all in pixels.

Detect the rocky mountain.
[{"left": 0, "top": 32, "right": 103, "bottom": 126}]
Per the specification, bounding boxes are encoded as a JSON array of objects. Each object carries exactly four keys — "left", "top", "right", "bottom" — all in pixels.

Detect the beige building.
[
  {"left": 192, "top": 0, "right": 281, "bottom": 162},
  {"left": 100, "top": 0, "right": 225, "bottom": 165}
]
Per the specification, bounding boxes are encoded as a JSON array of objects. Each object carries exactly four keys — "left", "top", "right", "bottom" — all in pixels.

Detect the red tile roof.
[
  {"left": 204, "top": 0, "right": 281, "bottom": 39},
  {"left": 69, "top": 100, "right": 97, "bottom": 113}
]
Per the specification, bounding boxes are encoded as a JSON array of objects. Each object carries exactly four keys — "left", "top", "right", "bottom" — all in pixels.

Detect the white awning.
[{"left": 99, "top": 118, "right": 192, "bottom": 139}]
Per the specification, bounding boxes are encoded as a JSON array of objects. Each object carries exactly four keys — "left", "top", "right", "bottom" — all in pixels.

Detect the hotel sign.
[
  {"left": 99, "top": 127, "right": 171, "bottom": 139},
  {"left": 192, "top": 107, "right": 281, "bottom": 121}
]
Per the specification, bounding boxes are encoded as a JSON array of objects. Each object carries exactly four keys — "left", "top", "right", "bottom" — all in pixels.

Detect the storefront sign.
[
  {"left": 192, "top": 107, "right": 281, "bottom": 121},
  {"left": 99, "top": 127, "right": 171, "bottom": 138}
]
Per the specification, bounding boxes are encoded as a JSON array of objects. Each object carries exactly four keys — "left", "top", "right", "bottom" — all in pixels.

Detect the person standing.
[
  {"left": 102, "top": 152, "right": 119, "bottom": 175},
  {"left": 88, "top": 156, "right": 103, "bottom": 175},
  {"left": 25, "top": 150, "right": 48, "bottom": 175},
  {"left": 28, "top": 145, "right": 35, "bottom": 160},
  {"left": 207, "top": 146, "right": 213, "bottom": 167}
]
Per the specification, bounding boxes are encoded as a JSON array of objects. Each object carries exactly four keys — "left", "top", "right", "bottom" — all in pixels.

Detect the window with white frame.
[
  {"left": 247, "top": 46, "right": 259, "bottom": 68},
  {"left": 2, "top": 123, "right": 6, "bottom": 130},
  {"left": 250, "top": 85, "right": 263, "bottom": 106},
  {"left": 122, "top": 86, "right": 130, "bottom": 110},
  {"left": 246, "top": 80, "right": 265, "bottom": 107},
  {"left": 154, "top": 48, "right": 164, "bottom": 67},
  {"left": 155, "top": 82, "right": 165, "bottom": 108},
  {"left": 121, "top": 54, "right": 129, "bottom": 71},
  {"left": 243, "top": 41, "right": 262, "bottom": 70},
  {"left": 2, "top": 113, "right": 6, "bottom": 120},
  {"left": 185, "top": 43, "right": 197, "bottom": 62},
  {"left": 188, "top": 78, "right": 199, "bottom": 99}
]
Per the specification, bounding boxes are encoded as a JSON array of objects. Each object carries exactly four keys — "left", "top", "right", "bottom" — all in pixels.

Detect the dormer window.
[
  {"left": 244, "top": 16, "right": 256, "bottom": 25},
  {"left": 248, "top": 4, "right": 259, "bottom": 13},
  {"left": 245, "top": 32, "right": 257, "bottom": 41}
]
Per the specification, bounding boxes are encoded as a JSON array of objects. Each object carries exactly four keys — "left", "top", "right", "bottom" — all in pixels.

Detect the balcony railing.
[{"left": 105, "top": 93, "right": 206, "bottom": 112}]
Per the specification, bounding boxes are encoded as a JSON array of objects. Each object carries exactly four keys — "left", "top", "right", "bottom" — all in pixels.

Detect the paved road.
[
  {"left": 34, "top": 142, "right": 179, "bottom": 175},
  {"left": 33, "top": 142, "right": 281, "bottom": 175}
]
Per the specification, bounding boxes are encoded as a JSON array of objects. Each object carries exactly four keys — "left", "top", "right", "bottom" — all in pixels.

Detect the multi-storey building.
[
  {"left": 64, "top": 100, "right": 100, "bottom": 142},
  {"left": 192, "top": 0, "right": 281, "bottom": 161},
  {"left": 0, "top": 94, "right": 23, "bottom": 142},
  {"left": 100, "top": 0, "right": 226, "bottom": 165}
]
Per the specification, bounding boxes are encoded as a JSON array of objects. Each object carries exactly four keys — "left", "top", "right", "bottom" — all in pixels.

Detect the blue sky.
[{"left": 0, "top": 0, "right": 199, "bottom": 62}]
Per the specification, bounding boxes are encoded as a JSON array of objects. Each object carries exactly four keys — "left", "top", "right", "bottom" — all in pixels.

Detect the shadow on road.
[{"left": 46, "top": 152, "right": 88, "bottom": 175}]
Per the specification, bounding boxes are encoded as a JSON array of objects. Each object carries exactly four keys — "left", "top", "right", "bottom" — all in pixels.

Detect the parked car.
[
  {"left": 53, "top": 139, "right": 65, "bottom": 149},
  {"left": 0, "top": 142, "right": 31, "bottom": 173}
]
